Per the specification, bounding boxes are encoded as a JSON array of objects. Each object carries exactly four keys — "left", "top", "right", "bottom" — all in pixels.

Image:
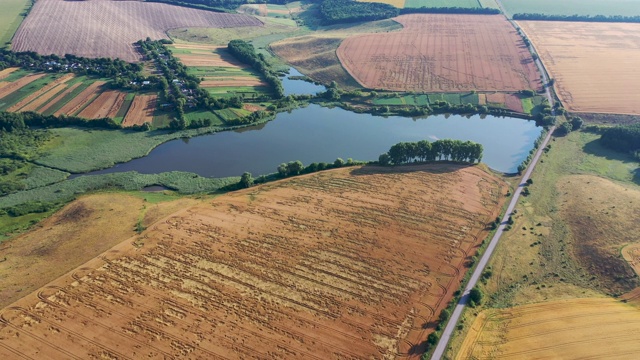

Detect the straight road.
[{"left": 430, "top": 1, "right": 557, "bottom": 358}]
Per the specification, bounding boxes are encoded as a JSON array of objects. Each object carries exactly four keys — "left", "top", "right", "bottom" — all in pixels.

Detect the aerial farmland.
[{"left": 1, "top": 0, "right": 639, "bottom": 359}]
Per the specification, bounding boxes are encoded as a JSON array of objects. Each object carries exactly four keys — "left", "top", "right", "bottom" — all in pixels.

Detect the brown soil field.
[
  {"left": 123, "top": 94, "right": 157, "bottom": 127},
  {"left": 457, "top": 298, "right": 640, "bottom": 359},
  {"left": 0, "top": 194, "right": 198, "bottom": 309},
  {"left": 337, "top": 14, "right": 541, "bottom": 92},
  {"left": 270, "top": 19, "right": 401, "bottom": 89},
  {"left": 12, "top": 0, "right": 263, "bottom": 62},
  {"left": 0, "top": 165, "right": 506, "bottom": 359},
  {"left": 7, "top": 73, "right": 74, "bottom": 112},
  {"left": 0, "top": 67, "right": 19, "bottom": 80},
  {"left": 504, "top": 94, "right": 524, "bottom": 113},
  {"left": 558, "top": 175, "right": 640, "bottom": 294},
  {"left": 77, "top": 90, "right": 126, "bottom": 119},
  {"left": 0, "top": 73, "right": 46, "bottom": 99},
  {"left": 53, "top": 81, "right": 106, "bottom": 116},
  {"left": 518, "top": 21, "right": 640, "bottom": 115},
  {"left": 36, "top": 82, "right": 82, "bottom": 114}
]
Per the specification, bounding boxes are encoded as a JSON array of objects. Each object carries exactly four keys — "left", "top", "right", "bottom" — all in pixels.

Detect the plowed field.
[
  {"left": 77, "top": 90, "right": 126, "bottom": 119},
  {"left": 0, "top": 165, "right": 507, "bottom": 359},
  {"left": 12, "top": 0, "right": 263, "bottom": 62},
  {"left": 37, "top": 82, "right": 82, "bottom": 115},
  {"left": 518, "top": 21, "right": 640, "bottom": 115},
  {"left": 0, "top": 68, "right": 19, "bottom": 80},
  {"left": 337, "top": 14, "right": 541, "bottom": 92},
  {"left": 122, "top": 94, "right": 156, "bottom": 127},
  {"left": 457, "top": 298, "right": 640, "bottom": 359},
  {"left": 54, "top": 81, "right": 105, "bottom": 116},
  {"left": 0, "top": 73, "right": 46, "bottom": 99},
  {"left": 7, "top": 73, "right": 74, "bottom": 112}
]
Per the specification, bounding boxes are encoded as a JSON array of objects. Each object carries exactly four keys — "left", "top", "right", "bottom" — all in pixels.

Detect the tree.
[
  {"left": 556, "top": 122, "right": 572, "bottom": 136},
  {"left": 469, "top": 287, "right": 483, "bottom": 307},
  {"left": 286, "top": 160, "right": 304, "bottom": 176},
  {"left": 334, "top": 158, "right": 345, "bottom": 167},
  {"left": 239, "top": 172, "right": 253, "bottom": 188},
  {"left": 277, "top": 163, "right": 288, "bottom": 177},
  {"left": 570, "top": 116, "right": 583, "bottom": 130},
  {"left": 438, "top": 308, "right": 450, "bottom": 323},
  {"left": 378, "top": 153, "right": 391, "bottom": 166}
]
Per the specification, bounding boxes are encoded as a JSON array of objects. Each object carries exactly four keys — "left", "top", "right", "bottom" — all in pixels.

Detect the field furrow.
[
  {"left": 0, "top": 165, "right": 506, "bottom": 359},
  {"left": 54, "top": 81, "right": 105, "bottom": 117}
]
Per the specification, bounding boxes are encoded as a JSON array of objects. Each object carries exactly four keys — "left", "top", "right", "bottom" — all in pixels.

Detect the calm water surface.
[
  {"left": 281, "top": 67, "right": 326, "bottom": 96},
  {"left": 83, "top": 104, "right": 541, "bottom": 177}
]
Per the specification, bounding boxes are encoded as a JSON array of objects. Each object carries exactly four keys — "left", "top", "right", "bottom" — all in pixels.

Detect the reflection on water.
[{"left": 80, "top": 104, "right": 542, "bottom": 178}]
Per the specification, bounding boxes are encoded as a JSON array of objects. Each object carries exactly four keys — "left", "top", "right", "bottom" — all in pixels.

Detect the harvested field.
[
  {"left": 337, "top": 14, "right": 541, "bottom": 92},
  {"left": 519, "top": 21, "right": 640, "bottom": 115},
  {"left": 457, "top": 298, "right": 640, "bottom": 359},
  {"left": 0, "top": 68, "right": 19, "bottom": 80},
  {"left": 558, "top": 175, "right": 640, "bottom": 293},
  {"left": 12, "top": 0, "right": 263, "bottom": 62},
  {"left": 0, "top": 165, "right": 507, "bottom": 359},
  {"left": 7, "top": 73, "right": 74, "bottom": 112},
  {"left": 123, "top": 94, "right": 157, "bottom": 127},
  {"left": 0, "top": 194, "right": 198, "bottom": 309},
  {"left": 270, "top": 20, "right": 402, "bottom": 89},
  {"left": 174, "top": 53, "right": 248, "bottom": 68},
  {"left": 77, "top": 90, "right": 126, "bottom": 119},
  {"left": 17, "top": 83, "right": 66, "bottom": 113},
  {"left": 37, "top": 82, "right": 82, "bottom": 115},
  {"left": 0, "top": 73, "right": 46, "bottom": 99},
  {"left": 53, "top": 81, "right": 105, "bottom": 116},
  {"left": 504, "top": 94, "right": 524, "bottom": 113}
]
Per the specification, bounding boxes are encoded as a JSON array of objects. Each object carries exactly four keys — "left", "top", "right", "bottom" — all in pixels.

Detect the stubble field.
[
  {"left": 12, "top": 0, "right": 263, "bottom": 62},
  {"left": 518, "top": 21, "right": 640, "bottom": 115},
  {"left": 336, "top": 14, "right": 541, "bottom": 92},
  {"left": 457, "top": 297, "right": 640, "bottom": 359},
  {"left": 0, "top": 165, "right": 507, "bottom": 359}
]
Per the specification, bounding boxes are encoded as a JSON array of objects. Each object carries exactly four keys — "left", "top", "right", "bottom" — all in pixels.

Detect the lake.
[{"left": 81, "top": 104, "right": 542, "bottom": 178}]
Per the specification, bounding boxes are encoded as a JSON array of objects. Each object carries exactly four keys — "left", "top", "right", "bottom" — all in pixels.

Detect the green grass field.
[
  {"left": 0, "top": 68, "right": 30, "bottom": 82},
  {"left": 501, "top": 0, "right": 640, "bottom": 16},
  {"left": 373, "top": 94, "right": 430, "bottom": 106},
  {"left": 114, "top": 93, "right": 135, "bottom": 124},
  {"left": 478, "top": 0, "right": 499, "bottom": 9},
  {"left": 403, "top": 0, "right": 481, "bottom": 9},
  {"left": 184, "top": 109, "right": 224, "bottom": 125},
  {"left": 0, "top": 0, "right": 30, "bottom": 48}
]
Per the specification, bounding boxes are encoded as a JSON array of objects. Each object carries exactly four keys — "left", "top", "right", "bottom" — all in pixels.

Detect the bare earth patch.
[
  {"left": 337, "top": 14, "right": 541, "bottom": 92},
  {"left": 0, "top": 165, "right": 506, "bottom": 359},
  {"left": 122, "top": 94, "right": 156, "bottom": 127},
  {"left": 77, "top": 90, "right": 126, "bottom": 119},
  {"left": 519, "top": 21, "right": 640, "bottom": 115},
  {"left": 12, "top": 0, "right": 263, "bottom": 62}
]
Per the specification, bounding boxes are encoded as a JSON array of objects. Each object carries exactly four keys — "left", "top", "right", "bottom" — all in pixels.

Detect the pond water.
[
  {"left": 281, "top": 67, "right": 326, "bottom": 96},
  {"left": 81, "top": 104, "right": 541, "bottom": 178}
]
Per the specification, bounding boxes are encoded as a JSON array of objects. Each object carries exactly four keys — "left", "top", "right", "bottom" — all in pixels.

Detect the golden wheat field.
[
  {"left": 457, "top": 297, "right": 640, "bottom": 359},
  {"left": 0, "top": 165, "right": 506, "bottom": 359},
  {"left": 518, "top": 21, "right": 640, "bottom": 115}
]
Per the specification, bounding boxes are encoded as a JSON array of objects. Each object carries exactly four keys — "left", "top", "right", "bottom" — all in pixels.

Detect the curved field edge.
[
  {"left": 0, "top": 193, "right": 199, "bottom": 307},
  {"left": 0, "top": 164, "right": 507, "bottom": 359},
  {"left": 456, "top": 297, "right": 640, "bottom": 359}
]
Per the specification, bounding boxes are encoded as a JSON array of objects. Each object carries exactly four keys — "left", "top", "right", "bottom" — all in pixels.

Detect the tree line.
[
  {"left": 600, "top": 124, "right": 640, "bottom": 156},
  {"left": 319, "top": 0, "right": 399, "bottom": 24},
  {"left": 399, "top": 7, "right": 499, "bottom": 15},
  {"left": 227, "top": 40, "right": 284, "bottom": 98},
  {"left": 378, "top": 139, "right": 483, "bottom": 166},
  {"left": 513, "top": 13, "right": 640, "bottom": 24}
]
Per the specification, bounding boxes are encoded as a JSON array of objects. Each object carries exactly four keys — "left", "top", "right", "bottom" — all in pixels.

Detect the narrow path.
[{"left": 430, "top": 1, "right": 557, "bottom": 358}]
